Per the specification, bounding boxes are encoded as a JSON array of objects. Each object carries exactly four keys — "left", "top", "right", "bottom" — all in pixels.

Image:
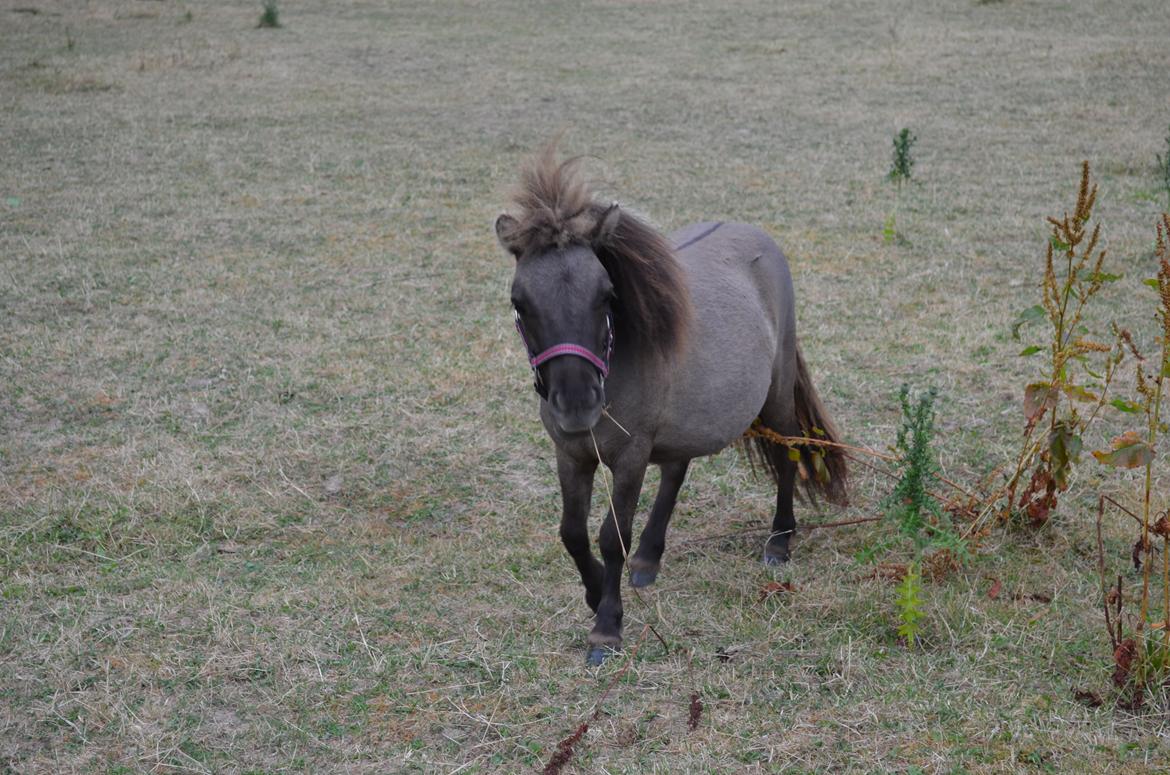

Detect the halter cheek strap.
[{"left": 514, "top": 311, "right": 614, "bottom": 398}]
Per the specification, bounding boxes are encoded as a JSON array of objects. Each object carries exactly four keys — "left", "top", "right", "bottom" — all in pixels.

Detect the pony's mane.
[{"left": 499, "top": 143, "right": 693, "bottom": 362}]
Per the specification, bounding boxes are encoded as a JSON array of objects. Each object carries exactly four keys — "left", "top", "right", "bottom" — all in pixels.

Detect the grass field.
[{"left": 3, "top": 1, "right": 1170, "bottom": 772}]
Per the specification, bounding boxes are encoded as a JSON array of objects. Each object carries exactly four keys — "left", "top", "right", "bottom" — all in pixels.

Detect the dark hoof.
[
  {"left": 764, "top": 535, "right": 791, "bottom": 566},
  {"left": 630, "top": 566, "right": 658, "bottom": 588},
  {"left": 586, "top": 646, "right": 614, "bottom": 667}
]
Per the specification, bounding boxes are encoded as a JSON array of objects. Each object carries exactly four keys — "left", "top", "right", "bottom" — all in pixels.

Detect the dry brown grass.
[{"left": 3, "top": 0, "right": 1170, "bottom": 772}]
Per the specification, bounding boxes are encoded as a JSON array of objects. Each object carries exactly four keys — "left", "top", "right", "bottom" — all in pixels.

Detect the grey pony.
[{"left": 496, "top": 145, "right": 848, "bottom": 666}]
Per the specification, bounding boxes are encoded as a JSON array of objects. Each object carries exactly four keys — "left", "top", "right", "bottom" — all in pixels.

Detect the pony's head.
[
  {"left": 495, "top": 143, "right": 692, "bottom": 434},
  {"left": 498, "top": 204, "right": 620, "bottom": 432}
]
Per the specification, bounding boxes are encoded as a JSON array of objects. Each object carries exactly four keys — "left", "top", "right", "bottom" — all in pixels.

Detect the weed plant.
[
  {"left": 1001, "top": 162, "right": 1123, "bottom": 526},
  {"left": 1095, "top": 213, "right": 1170, "bottom": 707},
  {"left": 1157, "top": 124, "right": 1170, "bottom": 210},
  {"left": 258, "top": 0, "right": 280, "bottom": 29},
  {"left": 888, "top": 128, "right": 916, "bottom": 186},
  {"left": 873, "top": 386, "right": 964, "bottom": 557},
  {"left": 894, "top": 563, "right": 925, "bottom": 647},
  {"left": 884, "top": 128, "right": 916, "bottom": 244},
  {"left": 864, "top": 386, "right": 964, "bottom": 644}
]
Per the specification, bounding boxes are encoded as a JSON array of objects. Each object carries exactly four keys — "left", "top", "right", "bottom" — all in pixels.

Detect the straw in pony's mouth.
[{"left": 601, "top": 406, "right": 631, "bottom": 437}]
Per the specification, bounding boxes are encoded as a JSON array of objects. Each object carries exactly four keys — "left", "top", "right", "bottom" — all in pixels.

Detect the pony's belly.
[
  {"left": 649, "top": 370, "right": 772, "bottom": 461},
  {"left": 648, "top": 274, "right": 777, "bottom": 461}
]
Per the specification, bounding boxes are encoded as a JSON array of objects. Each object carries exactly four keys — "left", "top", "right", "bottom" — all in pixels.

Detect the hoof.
[
  {"left": 763, "top": 548, "right": 790, "bottom": 566},
  {"left": 586, "top": 646, "right": 615, "bottom": 667},
  {"left": 764, "top": 534, "right": 791, "bottom": 566},
  {"left": 630, "top": 566, "right": 658, "bottom": 588}
]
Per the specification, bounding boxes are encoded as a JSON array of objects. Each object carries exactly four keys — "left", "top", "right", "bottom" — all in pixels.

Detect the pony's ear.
[
  {"left": 495, "top": 214, "right": 523, "bottom": 258},
  {"left": 591, "top": 202, "right": 621, "bottom": 247}
]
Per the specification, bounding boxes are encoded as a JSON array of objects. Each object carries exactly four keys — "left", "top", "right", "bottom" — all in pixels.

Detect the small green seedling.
[{"left": 258, "top": 0, "right": 281, "bottom": 28}]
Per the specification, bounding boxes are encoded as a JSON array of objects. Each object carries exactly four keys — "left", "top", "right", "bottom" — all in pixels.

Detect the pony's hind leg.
[
  {"left": 758, "top": 408, "right": 799, "bottom": 566},
  {"left": 766, "top": 448, "right": 798, "bottom": 565},
  {"left": 629, "top": 460, "right": 690, "bottom": 588}
]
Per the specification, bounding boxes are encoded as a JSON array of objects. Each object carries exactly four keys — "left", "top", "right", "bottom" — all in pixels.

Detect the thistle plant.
[
  {"left": 885, "top": 387, "right": 963, "bottom": 555},
  {"left": 865, "top": 386, "right": 965, "bottom": 645},
  {"left": 884, "top": 128, "right": 917, "bottom": 245},
  {"left": 1002, "top": 162, "right": 1123, "bottom": 525},
  {"left": 1094, "top": 213, "right": 1170, "bottom": 705},
  {"left": 888, "top": 128, "right": 916, "bottom": 186}
]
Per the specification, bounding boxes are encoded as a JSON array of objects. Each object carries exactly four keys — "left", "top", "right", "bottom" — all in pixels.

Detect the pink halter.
[{"left": 514, "top": 310, "right": 614, "bottom": 398}]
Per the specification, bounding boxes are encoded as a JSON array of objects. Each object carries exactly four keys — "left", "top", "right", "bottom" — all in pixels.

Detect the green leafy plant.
[
  {"left": 1002, "top": 162, "right": 1123, "bottom": 526},
  {"left": 888, "top": 128, "right": 917, "bottom": 186},
  {"left": 885, "top": 386, "right": 964, "bottom": 556},
  {"left": 258, "top": 0, "right": 281, "bottom": 29},
  {"left": 1157, "top": 124, "right": 1170, "bottom": 210},
  {"left": 1094, "top": 213, "right": 1170, "bottom": 707},
  {"left": 882, "top": 212, "right": 899, "bottom": 246},
  {"left": 883, "top": 128, "right": 917, "bottom": 245},
  {"left": 862, "top": 386, "right": 965, "bottom": 644},
  {"left": 895, "top": 562, "right": 925, "bottom": 647}
]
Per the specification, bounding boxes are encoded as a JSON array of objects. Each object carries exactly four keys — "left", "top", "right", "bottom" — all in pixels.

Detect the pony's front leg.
[
  {"left": 629, "top": 459, "right": 690, "bottom": 587},
  {"left": 587, "top": 453, "right": 648, "bottom": 667},
  {"left": 556, "top": 450, "right": 602, "bottom": 612}
]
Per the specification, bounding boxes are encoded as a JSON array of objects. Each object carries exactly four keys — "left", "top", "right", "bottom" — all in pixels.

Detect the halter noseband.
[{"left": 514, "top": 310, "right": 614, "bottom": 399}]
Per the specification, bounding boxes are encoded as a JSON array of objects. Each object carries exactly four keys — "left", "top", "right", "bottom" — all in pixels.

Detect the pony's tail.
[{"left": 746, "top": 345, "right": 849, "bottom": 506}]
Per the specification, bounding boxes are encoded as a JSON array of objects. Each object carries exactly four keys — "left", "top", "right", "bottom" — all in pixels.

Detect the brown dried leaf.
[
  {"left": 1092, "top": 431, "right": 1156, "bottom": 469},
  {"left": 863, "top": 563, "right": 908, "bottom": 582},
  {"left": 1018, "top": 467, "right": 1058, "bottom": 526},
  {"left": 987, "top": 578, "right": 1003, "bottom": 600},
  {"left": 687, "top": 692, "right": 703, "bottom": 731},
  {"left": 1151, "top": 514, "right": 1170, "bottom": 539},
  {"left": 1133, "top": 536, "right": 1150, "bottom": 571},
  {"left": 1113, "top": 639, "right": 1137, "bottom": 688},
  {"left": 1024, "top": 382, "right": 1058, "bottom": 422},
  {"left": 759, "top": 581, "right": 796, "bottom": 601}
]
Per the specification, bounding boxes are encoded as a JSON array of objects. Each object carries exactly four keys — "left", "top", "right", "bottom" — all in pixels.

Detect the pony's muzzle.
[{"left": 546, "top": 361, "right": 605, "bottom": 433}]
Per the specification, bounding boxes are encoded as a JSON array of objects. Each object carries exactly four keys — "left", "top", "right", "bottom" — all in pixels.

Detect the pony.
[{"left": 495, "top": 144, "right": 848, "bottom": 665}]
